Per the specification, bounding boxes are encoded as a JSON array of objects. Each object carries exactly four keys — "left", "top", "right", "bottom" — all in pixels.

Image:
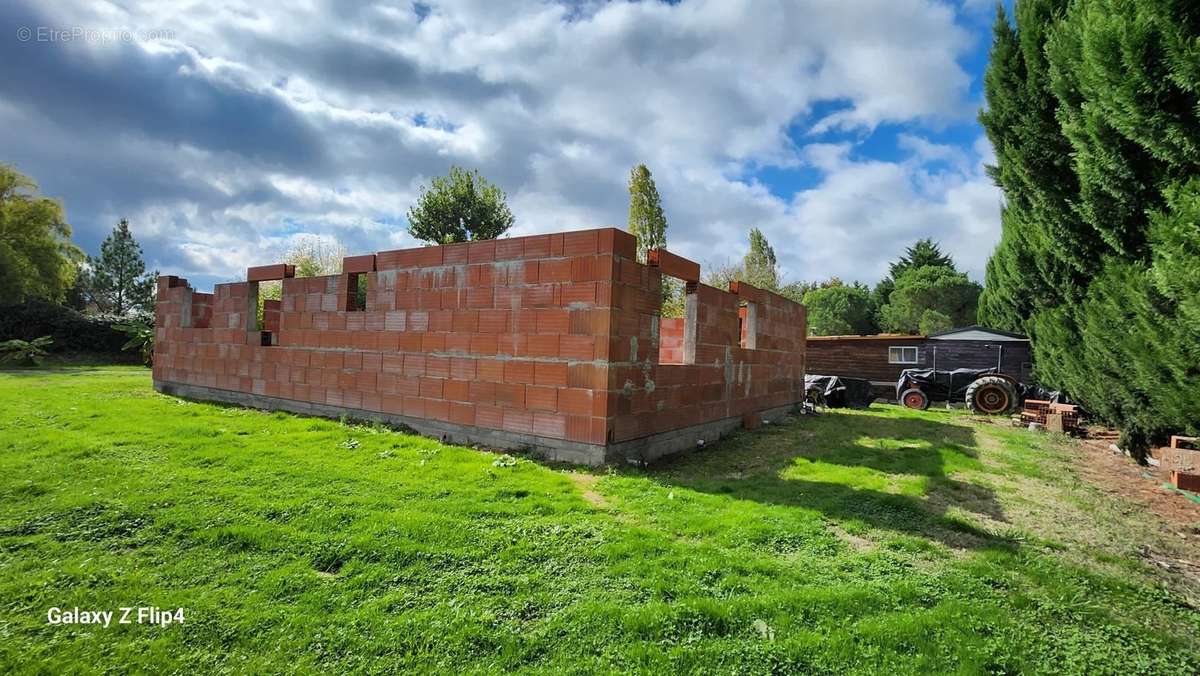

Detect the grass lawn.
[{"left": 1, "top": 367, "right": 1197, "bottom": 673}]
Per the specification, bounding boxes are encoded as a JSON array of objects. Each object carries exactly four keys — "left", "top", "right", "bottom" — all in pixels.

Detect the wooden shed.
[{"left": 806, "top": 325, "right": 1033, "bottom": 400}]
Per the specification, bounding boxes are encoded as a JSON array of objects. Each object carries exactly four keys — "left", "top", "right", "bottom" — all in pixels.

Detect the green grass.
[{"left": 1, "top": 368, "right": 1196, "bottom": 674}]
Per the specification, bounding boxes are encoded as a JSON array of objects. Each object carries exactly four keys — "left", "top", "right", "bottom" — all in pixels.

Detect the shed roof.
[{"left": 926, "top": 325, "right": 1029, "bottom": 341}]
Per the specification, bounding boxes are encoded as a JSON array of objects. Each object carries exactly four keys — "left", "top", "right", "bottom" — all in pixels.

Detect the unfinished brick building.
[{"left": 153, "top": 227, "right": 807, "bottom": 465}]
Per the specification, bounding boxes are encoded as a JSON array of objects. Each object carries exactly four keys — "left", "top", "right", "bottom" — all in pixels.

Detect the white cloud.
[{"left": 1, "top": 0, "right": 999, "bottom": 289}]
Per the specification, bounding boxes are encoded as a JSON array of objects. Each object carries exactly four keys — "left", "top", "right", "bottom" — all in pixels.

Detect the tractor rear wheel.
[
  {"left": 900, "top": 388, "right": 929, "bottom": 410},
  {"left": 966, "top": 376, "right": 1018, "bottom": 414}
]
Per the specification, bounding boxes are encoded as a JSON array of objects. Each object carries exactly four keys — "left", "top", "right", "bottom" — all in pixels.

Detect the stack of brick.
[{"left": 153, "top": 227, "right": 807, "bottom": 465}]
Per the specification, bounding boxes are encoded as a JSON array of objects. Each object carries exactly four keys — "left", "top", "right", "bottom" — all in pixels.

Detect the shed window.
[{"left": 888, "top": 346, "right": 919, "bottom": 364}]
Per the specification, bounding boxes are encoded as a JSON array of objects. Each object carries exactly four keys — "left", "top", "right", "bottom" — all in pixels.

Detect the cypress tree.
[
  {"left": 627, "top": 164, "right": 668, "bottom": 264},
  {"left": 980, "top": 0, "right": 1200, "bottom": 452},
  {"left": 85, "top": 219, "right": 156, "bottom": 316}
]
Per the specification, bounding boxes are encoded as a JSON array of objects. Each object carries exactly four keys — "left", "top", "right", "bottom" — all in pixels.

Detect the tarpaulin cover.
[
  {"left": 895, "top": 367, "right": 999, "bottom": 402},
  {"left": 805, "top": 374, "right": 874, "bottom": 408}
]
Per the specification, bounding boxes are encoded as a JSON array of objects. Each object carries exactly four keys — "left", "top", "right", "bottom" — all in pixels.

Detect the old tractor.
[{"left": 896, "top": 367, "right": 1020, "bottom": 414}]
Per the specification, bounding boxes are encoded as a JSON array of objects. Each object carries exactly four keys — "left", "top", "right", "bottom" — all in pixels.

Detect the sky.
[{"left": 1, "top": 0, "right": 1008, "bottom": 292}]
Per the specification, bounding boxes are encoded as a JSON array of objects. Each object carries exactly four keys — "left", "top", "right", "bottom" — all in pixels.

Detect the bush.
[
  {"left": 0, "top": 300, "right": 145, "bottom": 360},
  {"left": 0, "top": 336, "right": 53, "bottom": 365}
]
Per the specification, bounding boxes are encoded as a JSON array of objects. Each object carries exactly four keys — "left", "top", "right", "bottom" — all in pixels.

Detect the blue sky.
[{"left": 1, "top": 0, "right": 1007, "bottom": 291}]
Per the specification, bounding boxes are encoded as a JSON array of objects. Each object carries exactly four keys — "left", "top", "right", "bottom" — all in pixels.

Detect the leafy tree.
[
  {"left": 918, "top": 309, "right": 954, "bottom": 335},
  {"left": 0, "top": 164, "right": 82, "bottom": 304},
  {"left": 874, "top": 238, "right": 957, "bottom": 310},
  {"left": 627, "top": 164, "right": 668, "bottom": 264},
  {"left": 84, "top": 219, "right": 156, "bottom": 316},
  {"left": 802, "top": 284, "right": 879, "bottom": 336},
  {"left": 742, "top": 228, "right": 779, "bottom": 290},
  {"left": 880, "top": 266, "right": 981, "bottom": 334},
  {"left": 407, "top": 166, "right": 513, "bottom": 245}
]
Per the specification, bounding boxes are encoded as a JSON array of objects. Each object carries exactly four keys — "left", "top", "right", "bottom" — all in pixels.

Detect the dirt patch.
[
  {"left": 827, "top": 522, "right": 875, "bottom": 552},
  {"left": 565, "top": 473, "right": 609, "bottom": 509},
  {"left": 1072, "top": 433, "right": 1200, "bottom": 529}
]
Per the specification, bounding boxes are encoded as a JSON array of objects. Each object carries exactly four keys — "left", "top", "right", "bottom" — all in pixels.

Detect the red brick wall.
[
  {"left": 153, "top": 227, "right": 807, "bottom": 449},
  {"left": 658, "top": 318, "right": 685, "bottom": 364}
]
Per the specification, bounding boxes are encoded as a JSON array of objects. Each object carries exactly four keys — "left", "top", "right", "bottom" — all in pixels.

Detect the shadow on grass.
[{"left": 648, "top": 407, "right": 1015, "bottom": 551}]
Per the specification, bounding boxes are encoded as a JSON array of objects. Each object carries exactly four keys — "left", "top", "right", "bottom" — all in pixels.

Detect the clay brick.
[
  {"left": 557, "top": 388, "right": 593, "bottom": 416},
  {"left": 443, "top": 379, "right": 470, "bottom": 402},
  {"left": 247, "top": 264, "right": 295, "bottom": 282},
  {"left": 445, "top": 333, "right": 472, "bottom": 354},
  {"left": 560, "top": 282, "right": 597, "bottom": 306},
  {"left": 403, "top": 354, "right": 426, "bottom": 377},
  {"left": 377, "top": 332, "right": 400, "bottom": 353},
  {"left": 532, "top": 412, "right": 567, "bottom": 438},
  {"left": 419, "top": 377, "right": 444, "bottom": 399},
  {"left": 524, "top": 234, "right": 551, "bottom": 258},
  {"left": 496, "top": 238, "right": 524, "bottom": 260},
  {"left": 538, "top": 258, "right": 572, "bottom": 283},
  {"left": 361, "top": 352, "right": 382, "bottom": 372},
  {"left": 1173, "top": 471, "right": 1200, "bottom": 492},
  {"left": 496, "top": 334, "right": 528, "bottom": 357},
  {"left": 397, "top": 333, "right": 422, "bottom": 352},
  {"left": 535, "top": 309, "right": 570, "bottom": 334},
  {"left": 600, "top": 228, "right": 637, "bottom": 259},
  {"left": 403, "top": 396, "right": 426, "bottom": 418},
  {"left": 495, "top": 383, "right": 526, "bottom": 408},
  {"left": 559, "top": 335, "right": 595, "bottom": 361},
  {"left": 343, "top": 254, "right": 376, "bottom": 274},
  {"left": 534, "top": 361, "right": 568, "bottom": 387},
  {"left": 523, "top": 334, "right": 556, "bottom": 358},
  {"left": 450, "top": 357, "right": 476, "bottom": 380},
  {"left": 470, "top": 334, "right": 499, "bottom": 355},
  {"left": 452, "top": 310, "right": 479, "bottom": 333},
  {"left": 504, "top": 360, "right": 535, "bottom": 384},
  {"left": 443, "top": 242, "right": 470, "bottom": 265},
  {"left": 563, "top": 229, "right": 599, "bottom": 256},
  {"left": 647, "top": 249, "right": 700, "bottom": 283},
  {"left": 466, "top": 287, "right": 493, "bottom": 309},
  {"left": 742, "top": 411, "right": 762, "bottom": 430},
  {"left": 449, "top": 401, "right": 475, "bottom": 426},
  {"left": 478, "top": 309, "right": 509, "bottom": 333},
  {"left": 426, "top": 356, "right": 450, "bottom": 379},
  {"left": 469, "top": 380, "right": 497, "bottom": 403},
  {"left": 477, "top": 360, "right": 504, "bottom": 382},
  {"left": 426, "top": 399, "right": 450, "bottom": 422},
  {"left": 476, "top": 404, "right": 504, "bottom": 429},
  {"left": 421, "top": 333, "right": 446, "bottom": 353},
  {"left": 503, "top": 410, "right": 533, "bottom": 434},
  {"left": 511, "top": 261, "right": 539, "bottom": 285},
  {"left": 468, "top": 240, "right": 496, "bottom": 263},
  {"left": 525, "top": 385, "right": 558, "bottom": 412},
  {"left": 429, "top": 310, "right": 453, "bottom": 333},
  {"left": 730, "top": 280, "right": 765, "bottom": 304}
]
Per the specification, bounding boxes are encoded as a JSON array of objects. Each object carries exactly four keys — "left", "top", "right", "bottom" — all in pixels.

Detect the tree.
[
  {"left": 888, "top": 238, "right": 954, "bottom": 280},
  {"left": 285, "top": 236, "right": 345, "bottom": 278},
  {"left": 85, "top": 219, "right": 157, "bottom": 316},
  {"left": 879, "top": 266, "right": 981, "bottom": 334},
  {"left": 0, "top": 164, "right": 82, "bottom": 304},
  {"left": 874, "top": 238, "right": 957, "bottom": 311},
  {"left": 977, "top": 0, "right": 1200, "bottom": 452},
  {"left": 627, "top": 164, "right": 668, "bottom": 264},
  {"left": 917, "top": 309, "right": 954, "bottom": 335},
  {"left": 742, "top": 228, "right": 779, "bottom": 290},
  {"left": 407, "top": 166, "right": 513, "bottom": 245},
  {"left": 802, "top": 283, "right": 879, "bottom": 336},
  {"left": 258, "top": 236, "right": 347, "bottom": 305}
]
